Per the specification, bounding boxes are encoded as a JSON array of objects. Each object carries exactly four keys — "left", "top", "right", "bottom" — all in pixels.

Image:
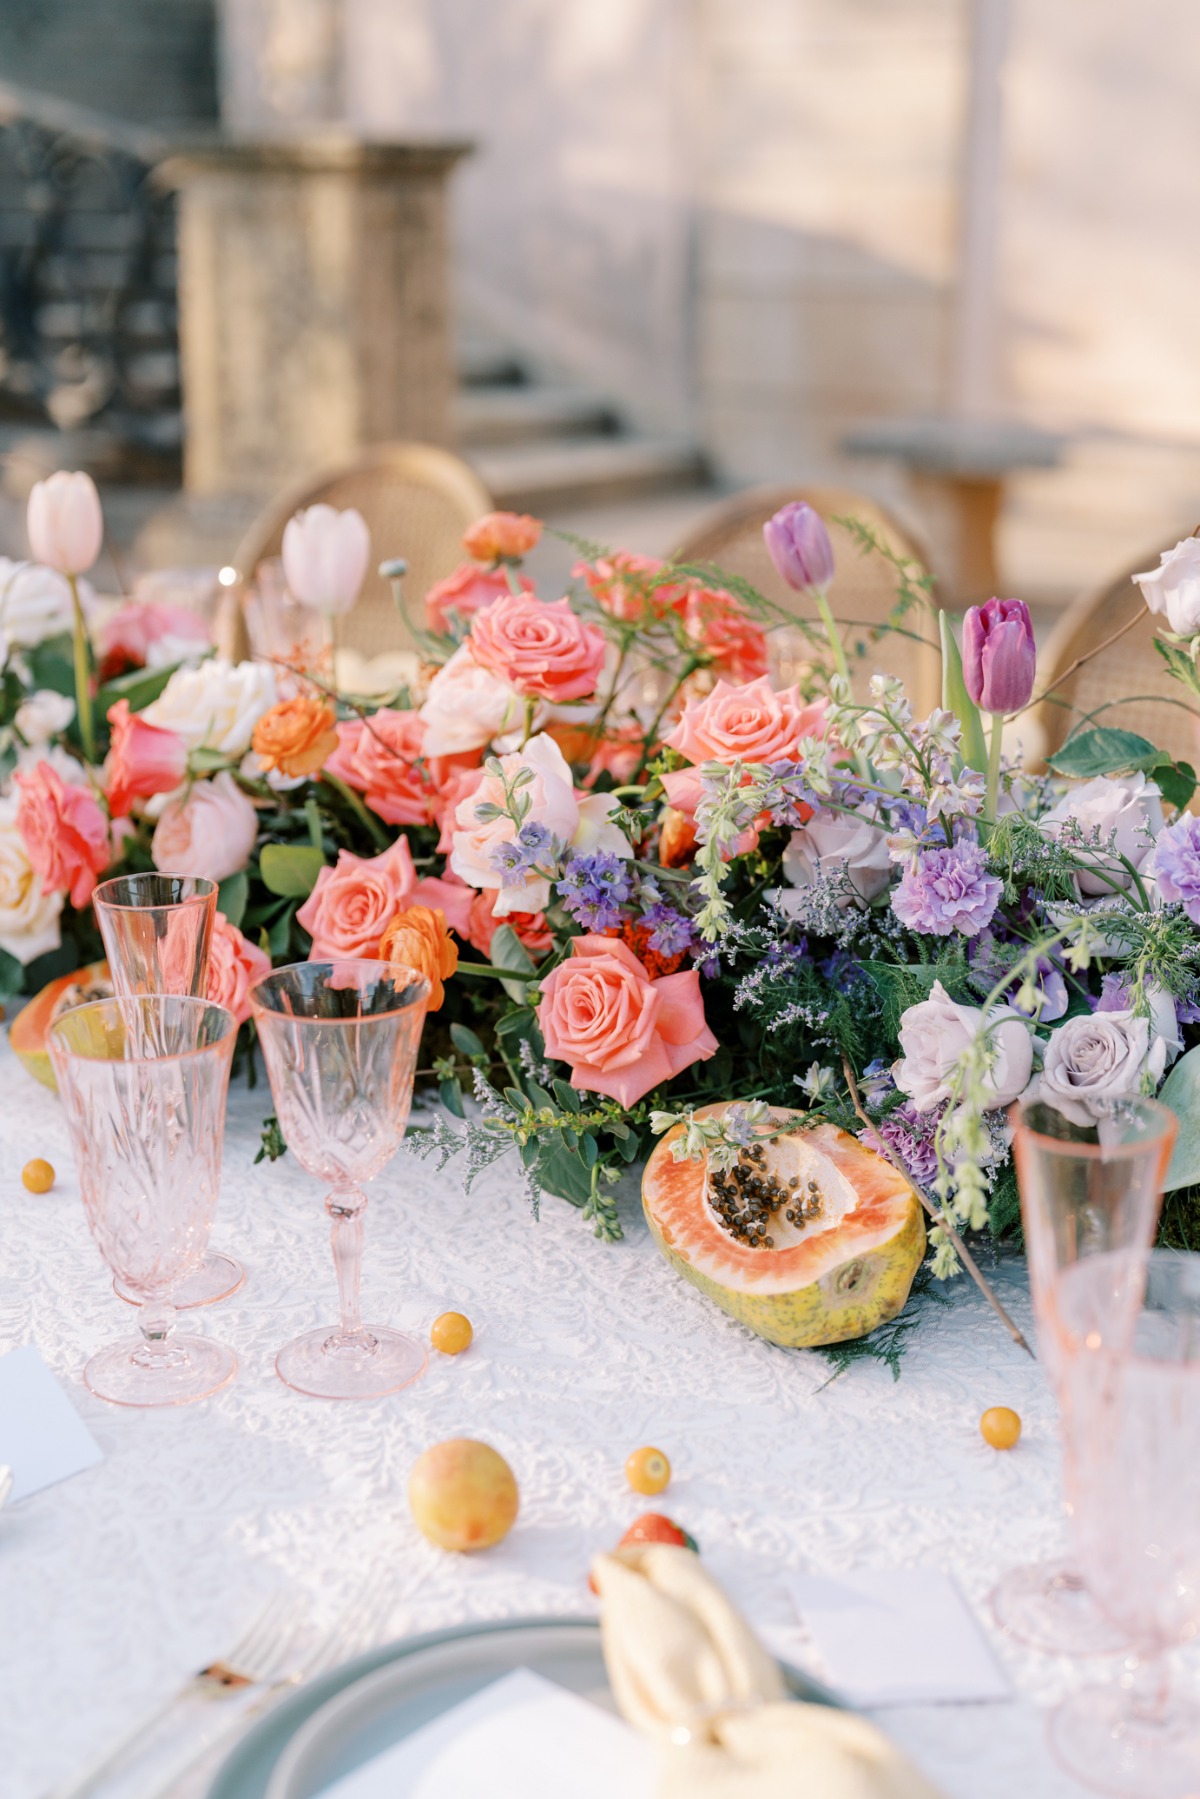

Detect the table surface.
[{"left": 0, "top": 1032, "right": 1129, "bottom": 1799}]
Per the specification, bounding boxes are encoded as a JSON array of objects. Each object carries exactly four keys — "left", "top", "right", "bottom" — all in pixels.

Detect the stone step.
[
  {"left": 471, "top": 435, "right": 708, "bottom": 510},
  {"left": 455, "top": 383, "right": 618, "bottom": 448}
]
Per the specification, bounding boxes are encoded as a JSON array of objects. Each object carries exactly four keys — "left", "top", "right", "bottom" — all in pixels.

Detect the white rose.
[
  {"left": 1035, "top": 1010, "right": 1165, "bottom": 1128},
  {"left": 0, "top": 559, "right": 95, "bottom": 648},
  {"left": 777, "top": 809, "right": 891, "bottom": 911},
  {"left": 14, "top": 689, "right": 75, "bottom": 745},
  {"left": 1133, "top": 537, "right": 1200, "bottom": 636},
  {"left": 1040, "top": 774, "right": 1162, "bottom": 897},
  {"left": 142, "top": 658, "right": 277, "bottom": 757},
  {"left": 418, "top": 645, "right": 537, "bottom": 757},
  {"left": 0, "top": 796, "right": 62, "bottom": 963},
  {"left": 893, "top": 979, "right": 1034, "bottom": 1114}
]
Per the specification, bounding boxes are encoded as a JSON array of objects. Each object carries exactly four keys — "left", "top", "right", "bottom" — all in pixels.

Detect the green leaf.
[
  {"left": 1154, "top": 636, "right": 1200, "bottom": 705},
  {"left": 95, "top": 658, "right": 183, "bottom": 718},
  {"left": 0, "top": 944, "right": 23, "bottom": 1010},
  {"left": 449, "top": 1022, "right": 485, "bottom": 1060},
  {"left": 1151, "top": 757, "right": 1197, "bottom": 813},
  {"left": 535, "top": 1135, "right": 595, "bottom": 1207},
  {"left": 217, "top": 870, "right": 248, "bottom": 928},
  {"left": 26, "top": 634, "right": 76, "bottom": 698},
  {"left": 263, "top": 900, "right": 297, "bottom": 957},
  {"left": 1159, "top": 1046, "right": 1200, "bottom": 1191},
  {"left": 938, "top": 611, "right": 988, "bottom": 773},
  {"left": 552, "top": 1079, "right": 581, "bottom": 1112},
  {"left": 259, "top": 842, "right": 326, "bottom": 898},
  {"left": 188, "top": 746, "right": 232, "bottom": 774},
  {"left": 1047, "top": 727, "right": 1158, "bottom": 780},
  {"left": 490, "top": 922, "right": 536, "bottom": 1002},
  {"left": 439, "top": 1076, "right": 466, "bottom": 1119}
]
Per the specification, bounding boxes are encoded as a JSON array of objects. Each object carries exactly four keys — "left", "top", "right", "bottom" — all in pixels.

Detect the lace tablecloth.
[{"left": 0, "top": 1033, "right": 1115, "bottom": 1799}]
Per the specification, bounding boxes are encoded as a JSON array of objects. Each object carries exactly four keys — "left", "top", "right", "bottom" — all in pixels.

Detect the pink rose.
[
  {"left": 467, "top": 593, "right": 607, "bottom": 703},
  {"left": 666, "top": 677, "right": 827, "bottom": 766},
  {"left": 424, "top": 562, "right": 532, "bottom": 634},
  {"left": 206, "top": 910, "right": 270, "bottom": 1025},
  {"left": 104, "top": 699, "right": 188, "bottom": 819},
  {"left": 15, "top": 761, "right": 109, "bottom": 907},
  {"left": 572, "top": 552, "right": 687, "bottom": 624},
  {"left": 681, "top": 587, "right": 768, "bottom": 684},
  {"left": 297, "top": 837, "right": 470, "bottom": 958},
  {"left": 151, "top": 772, "right": 258, "bottom": 884},
  {"left": 537, "top": 934, "right": 718, "bottom": 1108},
  {"left": 98, "top": 601, "right": 211, "bottom": 679},
  {"left": 435, "top": 764, "right": 488, "bottom": 852},
  {"left": 324, "top": 709, "right": 478, "bottom": 828}
]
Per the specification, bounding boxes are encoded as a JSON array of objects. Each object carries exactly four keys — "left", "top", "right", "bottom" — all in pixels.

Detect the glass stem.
[
  {"left": 328, "top": 1186, "right": 367, "bottom": 1340},
  {"left": 1123, "top": 1647, "right": 1172, "bottom": 1723},
  {"left": 133, "top": 1298, "right": 178, "bottom": 1367}
]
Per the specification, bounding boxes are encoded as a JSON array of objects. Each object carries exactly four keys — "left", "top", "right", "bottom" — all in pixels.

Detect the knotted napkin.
[{"left": 592, "top": 1545, "right": 945, "bottom": 1799}]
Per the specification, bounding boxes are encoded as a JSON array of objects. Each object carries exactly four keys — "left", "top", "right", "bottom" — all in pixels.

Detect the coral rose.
[
  {"left": 15, "top": 761, "right": 109, "bottom": 908},
  {"left": 378, "top": 904, "right": 458, "bottom": 1010},
  {"left": 572, "top": 552, "right": 685, "bottom": 624},
  {"left": 467, "top": 593, "right": 607, "bottom": 704},
  {"left": 326, "top": 710, "right": 477, "bottom": 829},
  {"left": 151, "top": 771, "right": 259, "bottom": 884},
  {"left": 252, "top": 695, "right": 339, "bottom": 779},
  {"left": 537, "top": 933, "right": 718, "bottom": 1109},
  {"left": 424, "top": 562, "right": 532, "bottom": 634},
  {"left": 465, "top": 889, "right": 553, "bottom": 958},
  {"left": 297, "top": 837, "right": 470, "bottom": 959},
  {"left": 682, "top": 587, "right": 768, "bottom": 684},
  {"left": 463, "top": 512, "right": 542, "bottom": 562},
  {"left": 666, "top": 677, "right": 827, "bottom": 766},
  {"left": 104, "top": 699, "right": 188, "bottom": 819},
  {"left": 206, "top": 910, "right": 271, "bottom": 1025}
]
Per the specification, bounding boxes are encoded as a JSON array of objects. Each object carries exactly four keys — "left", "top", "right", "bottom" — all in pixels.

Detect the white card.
[
  {"left": 0, "top": 1345, "right": 103, "bottom": 1502},
  {"left": 319, "top": 1667, "right": 656, "bottom": 1799},
  {"left": 785, "top": 1569, "right": 1010, "bottom": 1707}
]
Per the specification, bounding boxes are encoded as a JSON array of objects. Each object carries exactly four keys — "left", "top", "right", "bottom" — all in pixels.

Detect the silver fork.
[
  {"left": 138, "top": 1582, "right": 397, "bottom": 1799},
  {"left": 45, "top": 1591, "right": 310, "bottom": 1799}
]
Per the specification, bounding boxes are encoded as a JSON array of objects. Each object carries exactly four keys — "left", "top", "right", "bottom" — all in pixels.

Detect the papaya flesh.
[
  {"left": 10, "top": 961, "right": 112, "bottom": 1090},
  {"left": 642, "top": 1104, "right": 925, "bottom": 1349}
]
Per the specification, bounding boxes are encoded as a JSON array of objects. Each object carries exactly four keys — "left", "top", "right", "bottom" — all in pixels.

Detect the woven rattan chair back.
[
  {"left": 670, "top": 484, "right": 940, "bottom": 711},
  {"left": 227, "top": 442, "right": 493, "bottom": 663}
]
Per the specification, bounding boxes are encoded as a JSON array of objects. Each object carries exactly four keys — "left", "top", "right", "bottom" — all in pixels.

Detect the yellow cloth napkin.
[{"left": 592, "top": 1545, "right": 945, "bottom": 1799}]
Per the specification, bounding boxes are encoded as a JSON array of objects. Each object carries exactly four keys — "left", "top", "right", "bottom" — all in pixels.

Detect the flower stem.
[
  {"left": 68, "top": 572, "right": 95, "bottom": 763},
  {"left": 813, "top": 586, "right": 850, "bottom": 686},
  {"left": 984, "top": 710, "right": 1004, "bottom": 823},
  {"left": 319, "top": 770, "right": 389, "bottom": 848}
]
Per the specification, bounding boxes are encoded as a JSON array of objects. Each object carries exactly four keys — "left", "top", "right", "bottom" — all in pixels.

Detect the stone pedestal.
[{"left": 156, "top": 135, "right": 471, "bottom": 497}]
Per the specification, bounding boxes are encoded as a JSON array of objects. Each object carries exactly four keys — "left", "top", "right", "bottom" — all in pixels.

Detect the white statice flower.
[
  {"left": 1039, "top": 773, "right": 1163, "bottom": 897},
  {"left": 0, "top": 559, "right": 94, "bottom": 648},
  {"left": 142, "top": 657, "right": 277, "bottom": 757},
  {"left": 893, "top": 980, "right": 1033, "bottom": 1114},
  {"left": 14, "top": 689, "right": 75, "bottom": 745},
  {"left": 0, "top": 794, "right": 62, "bottom": 963},
  {"left": 775, "top": 809, "right": 891, "bottom": 912},
  {"left": 1133, "top": 537, "right": 1200, "bottom": 636},
  {"left": 1032, "top": 1011, "right": 1165, "bottom": 1127}
]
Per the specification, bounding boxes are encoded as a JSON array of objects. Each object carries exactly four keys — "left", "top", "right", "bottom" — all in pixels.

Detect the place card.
[
  {"left": 0, "top": 1345, "right": 103, "bottom": 1503},
  {"left": 318, "top": 1667, "right": 656, "bottom": 1799},
  {"left": 784, "top": 1568, "right": 1010, "bottom": 1707}
]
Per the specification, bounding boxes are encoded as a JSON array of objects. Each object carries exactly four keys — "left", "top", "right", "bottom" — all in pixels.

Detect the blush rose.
[
  {"left": 666, "top": 677, "right": 827, "bottom": 766},
  {"left": 467, "top": 593, "right": 607, "bottom": 704},
  {"left": 151, "top": 771, "right": 259, "bottom": 884}
]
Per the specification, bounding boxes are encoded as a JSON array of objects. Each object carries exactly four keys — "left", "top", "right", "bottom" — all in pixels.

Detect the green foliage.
[
  {"left": 95, "top": 660, "right": 181, "bottom": 720},
  {"left": 259, "top": 842, "right": 326, "bottom": 898},
  {"left": 817, "top": 1268, "right": 945, "bottom": 1382},
  {"left": 217, "top": 871, "right": 249, "bottom": 928},
  {"left": 489, "top": 923, "right": 538, "bottom": 1002},
  {"left": 860, "top": 956, "right": 970, "bottom": 1042},
  {"left": 254, "top": 1115, "right": 287, "bottom": 1163},
  {"left": 939, "top": 610, "right": 988, "bottom": 771},
  {"left": 1047, "top": 726, "right": 1158, "bottom": 779},
  {"left": 1159, "top": 1046, "right": 1200, "bottom": 1190}
]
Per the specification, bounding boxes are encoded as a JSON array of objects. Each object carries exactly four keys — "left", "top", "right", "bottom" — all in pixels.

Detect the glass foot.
[
  {"left": 114, "top": 1250, "right": 245, "bottom": 1310},
  {"left": 85, "top": 1335, "right": 237, "bottom": 1407},
  {"left": 990, "top": 1560, "right": 1127, "bottom": 1655},
  {"left": 1050, "top": 1683, "right": 1200, "bottom": 1797},
  {"left": 275, "top": 1323, "right": 428, "bottom": 1400}
]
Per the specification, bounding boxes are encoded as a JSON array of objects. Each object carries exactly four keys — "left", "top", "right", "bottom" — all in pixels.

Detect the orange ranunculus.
[
  {"left": 378, "top": 904, "right": 459, "bottom": 1011},
  {"left": 463, "top": 511, "right": 542, "bottom": 563},
  {"left": 251, "top": 695, "right": 339, "bottom": 778},
  {"left": 659, "top": 806, "right": 698, "bottom": 869}
]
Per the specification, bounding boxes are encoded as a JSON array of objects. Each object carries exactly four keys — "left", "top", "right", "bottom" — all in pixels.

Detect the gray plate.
[{"left": 209, "top": 1617, "right": 837, "bottom": 1799}]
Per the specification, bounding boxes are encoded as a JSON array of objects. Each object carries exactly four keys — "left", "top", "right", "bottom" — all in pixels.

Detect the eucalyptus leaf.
[
  {"left": 938, "top": 611, "right": 988, "bottom": 773},
  {"left": 217, "top": 870, "right": 249, "bottom": 928},
  {"left": 259, "top": 842, "right": 326, "bottom": 898},
  {"left": 1159, "top": 1046, "right": 1200, "bottom": 1191},
  {"left": 490, "top": 922, "right": 536, "bottom": 1002},
  {"left": 1047, "top": 727, "right": 1158, "bottom": 780},
  {"left": 96, "top": 659, "right": 182, "bottom": 718}
]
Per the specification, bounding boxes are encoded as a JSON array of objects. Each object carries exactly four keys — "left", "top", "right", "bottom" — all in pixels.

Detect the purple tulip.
[
  {"left": 961, "top": 597, "right": 1036, "bottom": 714},
  {"left": 763, "top": 502, "right": 835, "bottom": 592}
]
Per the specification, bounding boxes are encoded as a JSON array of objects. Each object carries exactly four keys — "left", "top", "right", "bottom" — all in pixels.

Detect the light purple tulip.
[
  {"left": 763, "top": 502, "right": 835, "bottom": 592},
  {"left": 961, "top": 596, "right": 1036, "bottom": 714}
]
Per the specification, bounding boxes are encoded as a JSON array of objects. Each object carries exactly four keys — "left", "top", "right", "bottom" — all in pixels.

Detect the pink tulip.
[
  {"left": 763, "top": 502, "right": 835, "bottom": 592},
  {"left": 962, "top": 597, "right": 1036, "bottom": 715},
  {"left": 26, "top": 471, "right": 103, "bottom": 576},
  {"left": 281, "top": 504, "right": 371, "bottom": 615}
]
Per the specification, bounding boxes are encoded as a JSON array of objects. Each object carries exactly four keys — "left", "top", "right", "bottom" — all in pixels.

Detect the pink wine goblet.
[
  {"left": 47, "top": 995, "right": 239, "bottom": 1407},
  {"left": 93, "top": 870, "right": 244, "bottom": 1308},
  {"left": 990, "top": 1095, "right": 1176, "bottom": 1655},
  {"left": 249, "top": 959, "right": 430, "bottom": 1400}
]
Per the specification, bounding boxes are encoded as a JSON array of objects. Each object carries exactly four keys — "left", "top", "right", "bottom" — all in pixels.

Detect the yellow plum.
[{"left": 409, "top": 1438, "right": 519, "bottom": 1552}]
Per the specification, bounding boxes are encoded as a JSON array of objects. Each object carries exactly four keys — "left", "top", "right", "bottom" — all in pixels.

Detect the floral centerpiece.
[{"left": 5, "top": 470, "right": 1200, "bottom": 1348}]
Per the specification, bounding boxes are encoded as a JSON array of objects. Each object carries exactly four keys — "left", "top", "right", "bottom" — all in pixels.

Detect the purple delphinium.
[
  {"left": 891, "top": 841, "right": 1002, "bottom": 938},
  {"left": 1150, "top": 814, "right": 1200, "bottom": 924},
  {"left": 641, "top": 902, "right": 696, "bottom": 957},
  {"left": 863, "top": 1099, "right": 943, "bottom": 1188},
  {"left": 557, "top": 851, "right": 634, "bottom": 931},
  {"left": 489, "top": 821, "right": 557, "bottom": 889}
]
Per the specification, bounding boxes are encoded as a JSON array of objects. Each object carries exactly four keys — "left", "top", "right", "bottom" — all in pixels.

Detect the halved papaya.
[
  {"left": 10, "top": 961, "right": 112, "bottom": 1090},
  {"left": 642, "top": 1104, "right": 925, "bottom": 1348}
]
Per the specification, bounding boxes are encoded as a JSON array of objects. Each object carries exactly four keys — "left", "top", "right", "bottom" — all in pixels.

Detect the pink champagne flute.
[
  {"left": 990, "top": 1095, "right": 1176, "bottom": 1654},
  {"left": 249, "top": 959, "right": 430, "bottom": 1400},
  {"left": 1050, "top": 1249, "right": 1200, "bottom": 1796},
  {"left": 47, "top": 995, "right": 238, "bottom": 1406},
  {"left": 93, "top": 871, "right": 244, "bottom": 1307}
]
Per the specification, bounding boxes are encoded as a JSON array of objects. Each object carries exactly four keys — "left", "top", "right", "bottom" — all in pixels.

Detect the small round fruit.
[
  {"left": 21, "top": 1158, "right": 54, "bottom": 1194},
  {"left": 626, "top": 1446, "right": 671, "bottom": 1496},
  {"left": 431, "top": 1311, "right": 473, "bottom": 1355},
  {"left": 409, "top": 1438, "right": 518, "bottom": 1552},
  {"left": 618, "top": 1512, "right": 698, "bottom": 1553},
  {"left": 980, "top": 1406, "right": 1022, "bottom": 1450}
]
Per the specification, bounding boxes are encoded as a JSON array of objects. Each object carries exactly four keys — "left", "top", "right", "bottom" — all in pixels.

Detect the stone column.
[{"left": 156, "top": 135, "right": 471, "bottom": 497}]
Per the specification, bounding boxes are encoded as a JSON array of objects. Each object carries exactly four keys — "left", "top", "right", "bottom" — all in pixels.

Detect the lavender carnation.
[
  {"left": 1150, "top": 814, "right": 1200, "bottom": 924},
  {"left": 891, "top": 841, "right": 1001, "bottom": 938},
  {"left": 863, "top": 1100, "right": 942, "bottom": 1188}
]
